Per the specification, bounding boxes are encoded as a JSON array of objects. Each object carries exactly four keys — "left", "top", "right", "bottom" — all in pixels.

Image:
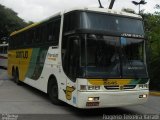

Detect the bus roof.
[
  {"left": 10, "top": 7, "right": 142, "bottom": 36},
  {"left": 63, "top": 7, "right": 142, "bottom": 19}
]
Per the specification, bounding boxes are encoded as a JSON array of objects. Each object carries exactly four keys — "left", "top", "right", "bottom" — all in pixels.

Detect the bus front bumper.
[{"left": 76, "top": 90, "right": 149, "bottom": 108}]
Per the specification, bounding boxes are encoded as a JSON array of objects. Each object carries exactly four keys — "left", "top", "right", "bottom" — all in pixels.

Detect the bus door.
[{"left": 64, "top": 36, "right": 80, "bottom": 105}]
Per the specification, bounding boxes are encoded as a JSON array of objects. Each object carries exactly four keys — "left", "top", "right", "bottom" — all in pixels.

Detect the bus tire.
[
  {"left": 15, "top": 69, "right": 22, "bottom": 85},
  {"left": 12, "top": 68, "right": 16, "bottom": 82},
  {"left": 48, "top": 79, "right": 62, "bottom": 105}
]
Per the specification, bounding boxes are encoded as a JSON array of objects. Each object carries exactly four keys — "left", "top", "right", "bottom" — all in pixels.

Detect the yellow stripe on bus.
[
  {"left": 88, "top": 79, "right": 132, "bottom": 86},
  {"left": 10, "top": 23, "right": 40, "bottom": 36}
]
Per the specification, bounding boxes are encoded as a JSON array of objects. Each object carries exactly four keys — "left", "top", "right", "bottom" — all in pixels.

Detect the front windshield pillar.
[{"left": 84, "top": 34, "right": 88, "bottom": 77}]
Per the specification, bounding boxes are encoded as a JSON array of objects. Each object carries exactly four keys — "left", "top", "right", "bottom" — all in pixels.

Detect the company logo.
[
  {"left": 16, "top": 51, "right": 28, "bottom": 59},
  {"left": 104, "top": 79, "right": 118, "bottom": 85},
  {"left": 47, "top": 53, "right": 58, "bottom": 61},
  {"left": 63, "top": 86, "right": 75, "bottom": 100}
]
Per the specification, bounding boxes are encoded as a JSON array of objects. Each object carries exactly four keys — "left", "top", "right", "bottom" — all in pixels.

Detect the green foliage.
[
  {"left": 143, "top": 7, "right": 160, "bottom": 90},
  {"left": 0, "top": 4, "right": 27, "bottom": 39},
  {"left": 122, "top": 5, "right": 160, "bottom": 90}
]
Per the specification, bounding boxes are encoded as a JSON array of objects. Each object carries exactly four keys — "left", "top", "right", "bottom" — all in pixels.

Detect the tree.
[
  {"left": 0, "top": 4, "right": 27, "bottom": 40},
  {"left": 143, "top": 6, "right": 160, "bottom": 90},
  {"left": 122, "top": 5, "right": 160, "bottom": 90}
]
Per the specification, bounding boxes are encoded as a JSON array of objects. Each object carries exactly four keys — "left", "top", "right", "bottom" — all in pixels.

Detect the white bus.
[
  {"left": 8, "top": 7, "right": 149, "bottom": 108},
  {"left": 0, "top": 43, "right": 8, "bottom": 69}
]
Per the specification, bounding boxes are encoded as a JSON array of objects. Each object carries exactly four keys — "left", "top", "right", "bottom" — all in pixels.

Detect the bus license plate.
[{"left": 86, "top": 102, "right": 99, "bottom": 106}]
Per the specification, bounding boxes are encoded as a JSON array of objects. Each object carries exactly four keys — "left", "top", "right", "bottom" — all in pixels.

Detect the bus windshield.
[
  {"left": 62, "top": 11, "right": 147, "bottom": 80},
  {"left": 81, "top": 12, "right": 144, "bottom": 35},
  {"left": 79, "top": 34, "right": 148, "bottom": 79},
  {"left": 63, "top": 11, "right": 144, "bottom": 36}
]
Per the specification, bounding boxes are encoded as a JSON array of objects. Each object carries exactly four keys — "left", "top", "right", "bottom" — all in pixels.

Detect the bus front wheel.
[{"left": 48, "top": 80, "right": 62, "bottom": 105}]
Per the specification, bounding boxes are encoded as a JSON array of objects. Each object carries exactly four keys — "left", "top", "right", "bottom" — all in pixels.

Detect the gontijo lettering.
[{"left": 16, "top": 51, "right": 28, "bottom": 59}]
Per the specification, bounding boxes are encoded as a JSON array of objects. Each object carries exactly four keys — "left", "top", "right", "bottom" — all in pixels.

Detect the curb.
[{"left": 149, "top": 92, "right": 160, "bottom": 96}]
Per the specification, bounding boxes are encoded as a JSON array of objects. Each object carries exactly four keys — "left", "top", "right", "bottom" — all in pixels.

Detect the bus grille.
[{"left": 104, "top": 85, "right": 136, "bottom": 90}]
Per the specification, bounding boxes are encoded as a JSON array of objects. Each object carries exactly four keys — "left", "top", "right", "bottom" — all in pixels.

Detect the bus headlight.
[
  {"left": 88, "top": 97, "right": 99, "bottom": 101},
  {"left": 139, "top": 84, "right": 143, "bottom": 89},
  {"left": 139, "top": 94, "right": 147, "bottom": 98},
  {"left": 88, "top": 86, "right": 95, "bottom": 90},
  {"left": 139, "top": 84, "right": 148, "bottom": 89},
  {"left": 143, "top": 84, "right": 148, "bottom": 88},
  {"left": 80, "top": 85, "right": 100, "bottom": 90},
  {"left": 95, "top": 86, "right": 100, "bottom": 90},
  {"left": 88, "top": 86, "right": 100, "bottom": 90}
]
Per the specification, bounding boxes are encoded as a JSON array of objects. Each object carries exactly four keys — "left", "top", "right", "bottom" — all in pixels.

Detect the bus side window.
[
  {"left": 23, "top": 32, "right": 27, "bottom": 46},
  {"left": 9, "top": 37, "right": 13, "bottom": 49},
  {"left": 46, "top": 19, "right": 60, "bottom": 46},
  {"left": 34, "top": 27, "right": 41, "bottom": 44},
  {"left": 42, "top": 25, "right": 47, "bottom": 44},
  {"left": 14, "top": 35, "right": 19, "bottom": 49},
  {"left": 17, "top": 35, "right": 22, "bottom": 48},
  {"left": 4, "top": 46, "right": 8, "bottom": 54},
  {"left": 0, "top": 47, "right": 2, "bottom": 53},
  {"left": 32, "top": 29, "right": 36, "bottom": 46},
  {"left": 53, "top": 19, "right": 60, "bottom": 45},
  {"left": 47, "top": 22, "right": 53, "bottom": 42},
  {"left": 25, "top": 32, "right": 31, "bottom": 46}
]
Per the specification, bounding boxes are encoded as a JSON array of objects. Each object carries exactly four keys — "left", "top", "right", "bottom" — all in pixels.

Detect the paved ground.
[
  {"left": 0, "top": 69, "right": 160, "bottom": 120},
  {"left": 0, "top": 69, "right": 8, "bottom": 80}
]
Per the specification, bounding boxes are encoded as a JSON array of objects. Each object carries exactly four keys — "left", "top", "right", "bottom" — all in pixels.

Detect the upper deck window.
[{"left": 63, "top": 11, "right": 144, "bottom": 36}]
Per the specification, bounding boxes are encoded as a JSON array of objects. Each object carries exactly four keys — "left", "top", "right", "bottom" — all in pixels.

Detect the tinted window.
[
  {"left": 53, "top": 19, "right": 60, "bottom": 45},
  {"left": 63, "top": 11, "right": 80, "bottom": 33},
  {"left": 63, "top": 11, "right": 144, "bottom": 36},
  {"left": 81, "top": 12, "right": 144, "bottom": 35},
  {"left": 0, "top": 46, "right": 8, "bottom": 54},
  {"left": 46, "top": 19, "right": 60, "bottom": 45},
  {"left": 9, "top": 16, "right": 61, "bottom": 49}
]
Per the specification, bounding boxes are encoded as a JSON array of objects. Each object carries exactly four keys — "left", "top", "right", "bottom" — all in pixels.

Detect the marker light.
[
  {"left": 143, "top": 84, "right": 148, "bottom": 88},
  {"left": 139, "top": 85, "right": 143, "bottom": 89},
  {"left": 88, "top": 86, "right": 95, "bottom": 90},
  {"left": 80, "top": 85, "right": 101, "bottom": 91},
  {"left": 139, "top": 84, "right": 148, "bottom": 89}
]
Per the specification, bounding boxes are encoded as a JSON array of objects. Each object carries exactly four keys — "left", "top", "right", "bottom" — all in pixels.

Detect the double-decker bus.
[
  {"left": 8, "top": 7, "right": 149, "bottom": 108},
  {"left": 0, "top": 43, "right": 8, "bottom": 69}
]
